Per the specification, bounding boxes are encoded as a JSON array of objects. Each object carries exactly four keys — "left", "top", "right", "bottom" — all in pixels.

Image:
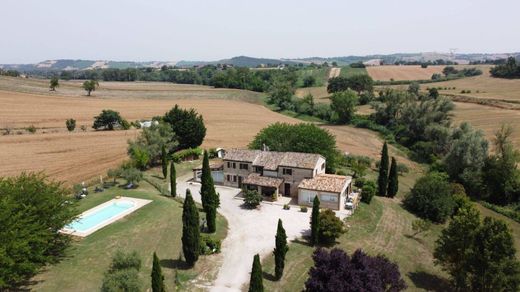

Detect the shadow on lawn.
[
  {"left": 160, "top": 258, "right": 191, "bottom": 271},
  {"left": 262, "top": 271, "right": 277, "bottom": 282},
  {"left": 408, "top": 271, "right": 453, "bottom": 292}
]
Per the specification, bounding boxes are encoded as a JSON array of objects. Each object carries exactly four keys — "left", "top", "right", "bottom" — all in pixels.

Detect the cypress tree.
[
  {"left": 151, "top": 252, "right": 165, "bottom": 292},
  {"left": 170, "top": 160, "right": 176, "bottom": 197},
  {"left": 206, "top": 204, "right": 217, "bottom": 233},
  {"left": 387, "top": 157, "right": 398, "bottom": 198},
  {"left": 248, "top": 254, "right": 264, "bottom": 292},
  {"left": 161, "top": 145, "right": 168, "bottom": 179},
  {"left": 182, "top": 189, "right": 200, "bottom": 266},
  {"left": 377, "top": 142, "right": 389, "bottom": 196},
  {"left": 274, "top": 219, "right": 288, "bottom": 280},
  {"left": 200, "top": 150, "right": 212, "bottom": 211},
  {"left": 310, "top": 196, "right": 320, "bottom": 245}
]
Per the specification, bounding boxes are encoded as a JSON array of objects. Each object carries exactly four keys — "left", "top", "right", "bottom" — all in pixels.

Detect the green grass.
[
  {"left": 340, "top": 66, "right": 368, "bottom": 78},
  {"left": 476, "top": 203, "right": 520, "bottom": 256},
  {"left": 30, "top": 174, "right": 227, "bottom": 292},
  {"left": 296, "top": 68, "right": 329, "bottom": 87}
]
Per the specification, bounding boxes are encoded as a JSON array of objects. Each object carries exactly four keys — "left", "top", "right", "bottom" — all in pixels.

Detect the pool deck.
[{"left": 60, "top": 196, "right": 152, "bottom": 237}]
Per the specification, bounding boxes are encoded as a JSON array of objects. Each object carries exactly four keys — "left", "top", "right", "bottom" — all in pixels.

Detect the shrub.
[
  {"left": 318, "top": 209, "right": 345, "bottom": 245},
  {"left": 300, "top": 206, "right": 308, "bottom": 213},
  {"left": 361, "top": 180, "right": 376, "bottom": 204},
  {"left": 199, "top": 236, "right": 221, "bottom": 255},
  {"left": 66, "top": 118, "right": 76, "bottom": 131},
  {"left": 120, "top": 119, "right": 131, "bottom": 130},
  {"left": 396, "top": 163, "right": 409, "bottom": 174},
  {"left": 243, "top": 190, "right": 262, "bottom": 209},
  {"left": 80, "top": 125, "right": 87, "bottom": 132},
  {"left": 354, "top": 177, "right": 366, "bottom": 188},
  {"left": 283, "top": 204, "right": 290, "bottom": 210},
  {"left": 101, "top": 251, "right": 142, "bottom": 292},
  {"left": 172, "top": 147, "right": 203, "bottom": 162},
  {"left": 25, "top": 125, "right": 36, "bottom": 134}
]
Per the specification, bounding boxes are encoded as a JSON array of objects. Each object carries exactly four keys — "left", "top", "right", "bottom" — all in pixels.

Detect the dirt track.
[{"left": 328, "top": 67, "right": 341, "bottom": 79}]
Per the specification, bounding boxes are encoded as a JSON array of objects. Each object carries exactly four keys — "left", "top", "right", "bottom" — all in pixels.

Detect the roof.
[
  {"left": 243, "top": 173, "right": 284, "bottom": 188},
  {"left": 298, "top": 174, "right": 352, "bottom": 193},
  {"left": 223, "top": 149, "right": 323, "bottom": 170}
]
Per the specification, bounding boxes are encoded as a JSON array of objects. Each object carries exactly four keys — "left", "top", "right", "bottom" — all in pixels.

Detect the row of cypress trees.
[{"left": 377, "top": 142, "right": 399, "bottom": 197}]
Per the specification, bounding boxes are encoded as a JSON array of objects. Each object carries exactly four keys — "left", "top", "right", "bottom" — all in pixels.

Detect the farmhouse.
[{"left": 221, "top": 149, "right": 353, "bottom": 210}]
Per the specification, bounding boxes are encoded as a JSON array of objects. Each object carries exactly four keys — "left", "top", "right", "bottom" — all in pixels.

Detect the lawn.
[
  {"left": 30, "top": 167, "right": 227, "bottom": 292},
  {"left": 340, "top": 66, "right": 368, "bottom": 78}
]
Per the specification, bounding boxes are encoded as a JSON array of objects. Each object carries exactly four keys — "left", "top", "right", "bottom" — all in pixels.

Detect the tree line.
[{"left": 490, "top": 56, "right": 520, "bottom": 78}]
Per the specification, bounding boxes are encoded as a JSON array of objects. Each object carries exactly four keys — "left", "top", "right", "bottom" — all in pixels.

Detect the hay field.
[
  {"left": 453, "top": 102, "right": 520, "bottom": 149},
  {"left": 294, "top": 86, "right": 330, "bottom": 103},
  {"left": 367, "top": 65, "right": 445, "bottom": 81}
]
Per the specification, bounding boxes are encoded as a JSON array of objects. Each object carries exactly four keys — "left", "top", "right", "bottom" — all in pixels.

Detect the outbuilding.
[{"left": 298, "top": 174, "right": 353, "bottom": 211}]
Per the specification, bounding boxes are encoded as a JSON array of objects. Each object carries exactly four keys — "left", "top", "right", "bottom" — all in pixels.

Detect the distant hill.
[{"left": 2, "top": 52, "right": 519, "bottom": 72}]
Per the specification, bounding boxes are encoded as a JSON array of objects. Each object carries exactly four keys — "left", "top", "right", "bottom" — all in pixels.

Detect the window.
[
  {"left": 232, "top": 162, "right": 236, "bottom": 169},
  {"left": 227, "top": 162, "right": 231, "bottom": 168},
  {"left": 233, "top": 175, "right": 237, "bottom": 182},
  {"left": 321, "top": 163, "right": 325, "bottom": 170},
  {"left": 240, "top": 163, "right": 248, "bottom": 170},
  {"left": 283, "top": 168, "right": 292, "bottom": 175},
  {"left": 226, "top": 175, "right": 231, "bottom": 181},
  {"left": 320, "top": 194, "right": 338, "bottom": 203},
  {"left": 255, "top": 166, "right": 263, "bottom": 174}
]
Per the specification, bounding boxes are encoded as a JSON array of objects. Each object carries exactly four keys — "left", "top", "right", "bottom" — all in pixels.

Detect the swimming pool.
[{"left": 62, "top": 197, "right": 152, "bottom": 237}]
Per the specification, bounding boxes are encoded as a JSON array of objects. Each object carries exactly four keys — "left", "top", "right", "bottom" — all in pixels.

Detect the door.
[
  {"left": 238, "top": 176, "right": 243, "bottom": 188},
  {"left": 284, "top": 183, "right": 291, "bottom": 197}
]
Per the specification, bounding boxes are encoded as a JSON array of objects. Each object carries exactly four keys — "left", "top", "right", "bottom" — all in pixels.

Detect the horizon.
[{"left": 2, "top": 0, "right": 519, "bottom": 64}]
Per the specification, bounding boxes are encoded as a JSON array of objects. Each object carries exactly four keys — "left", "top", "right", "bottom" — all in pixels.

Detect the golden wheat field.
[
  {"left": 0, "top": 78, "right": 416, "bottom": 184},
  {"left": 367, "top": 65, "right": 445, "bottom": 81}
]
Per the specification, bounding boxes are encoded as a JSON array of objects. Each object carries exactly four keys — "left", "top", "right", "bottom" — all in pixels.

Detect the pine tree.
[
  {"left": 161, "top": 145, "right": 168, "bottom": 179},
  {"left": 310, "top": 196, "right": 320, "bottom": 245},
  {"left": 182, "top": 189, "right": 200, "bottom": 266},
  {"left": 377, "top": 142, "right": 389, "bottom": 196},
  {"left": 274, "top": 219, "right": 288, "bottom": 280},
  {"left": 248, "top": 254, "right": 264, "bottom": 292},
  {"left": 151, "top": 252, "right": 165, "bottom": 292},
  {"left": 387, "top": 157, "right": 398, "bottom": 198},
  {"left": 170, "top": 160, "right": 176, "bottom": 197}
]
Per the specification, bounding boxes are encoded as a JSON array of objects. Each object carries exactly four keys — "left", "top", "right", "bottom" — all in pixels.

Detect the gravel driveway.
[{"left": 177, "top": 178, "right": 311, "bottom": 291}]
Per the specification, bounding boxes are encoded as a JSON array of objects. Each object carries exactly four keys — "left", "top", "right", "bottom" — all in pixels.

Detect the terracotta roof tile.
[
  {"left": 223, "top": 149, "right": 323, "bottom": 170},
  {"left": 243, "top": 173, "right": 284, "bottom": 188},
  {"left": 298, "top": 174, "right": 352, "bottom": 193}
]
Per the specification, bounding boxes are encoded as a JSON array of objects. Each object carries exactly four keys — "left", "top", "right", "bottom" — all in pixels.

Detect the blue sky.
[{"left": 1, "top": 0, "right": 519, "bottom": 63}]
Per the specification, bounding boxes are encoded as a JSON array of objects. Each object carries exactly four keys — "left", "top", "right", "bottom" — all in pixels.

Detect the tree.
[
  {"left": 428, "top": 87, "right": 439, "bottom": 99},
  {"left": 101, "top": 251, "right": 142, "bottom": 292},
  {"left": 65, "top": 118, "right": 76, "bottom": 132},
  {"left": 182, "top": 190, "right": 200, "bottom": 266},
  {"left": 435, "top": 206, "right": 520, "bottom": 291},
  {"left": 310, "top": 196, "right": 320, "bottom": 245},
  {"left": 120, "top": 167, "right": 143, "bottom": 185},
  {"left": 407, "top": 82, "right": 420, "bottom": 95},
  {"left": 82, "top": 79, "right": 99, "bottom": 96},
  {"left": 267, "top": 80, "right": 295, "bottom": 109},
  {"left": 444, "top": 123, "right": 488, "bottom": 196},
  {"left": 387, "top": 157, "right": 398, "bottom": 197},
  {"left": 377, "top": 142, "right": 389, "bottom": 196},
  {"left": 442, "top": 66, "right": 459, "bottom": 76},
  {"left": 161, "top": 145, "right": 168, "bottom": 179},
  {"left": 327, "top": 75, "right": 374, "bottom": 94},
  {"left": 170, "top": 160, "right": 176, "bottom": 197},
  {"left": 0, "top": 173, "right": 75, "bottom": 289},
  {"left": 127, "top": 123, "right": 177, "bottom": 168},
  {"left": 151, "top": 252, "right": 165, "bottom": 292},
  {"left": 200, "top": 151, "right": 219, "bottom": 233},
  {"left": 274, "top": 219, "right": 288, "bottom": 280},
  {"left": 248, "top": 254, "right": 264, "bottom": 292},
  {"left": 93, "top": 109, "right": 123, "bottom": 130},
  {"left": 243, "top": 190, "right": 263, "bottom": 209},
  {"left": 163, "top": 105, "right": 206, "bottom": 150},
  {"left": 483, "top": 124, "right": 520, "bottom": 205},
  {"left": 360, "top": 180, "right": 376, "bottom": 204},
  {"left": 404, "top": 172, "right": 455, "bottom": 223},
  {"left": 329, "top": 89, "right": 358, "bottom": 124},
  {"left": 303, "top": 75, "right": 316, "bottom": 87},
  {"left": 411, "top": 219, "right": 432, "bottom": 237},
  {"left": 249, "top": 123, "right": 340, "bottom": 172},
  {"left": 305, "top": 248, "right": 407, "bottom": 292},
  {"left": 318, "top": 209, "right": 345, "bottom": 245},
  {"left": 49, "top": 76, "right": 59, "bottom": 91}
]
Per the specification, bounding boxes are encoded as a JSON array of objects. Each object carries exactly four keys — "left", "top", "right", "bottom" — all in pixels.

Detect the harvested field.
[
  {"left": 0, "top": 90, "right": 294, "bottom": 184},
  {"left": 295, "top": 86, "right": 330, "bottom": 103},
  {"left": 367, "top": 65, "right": 445, "bottom": 81},
  {"left": 453, "top": 102, "right": 520, "bottom": 149}
]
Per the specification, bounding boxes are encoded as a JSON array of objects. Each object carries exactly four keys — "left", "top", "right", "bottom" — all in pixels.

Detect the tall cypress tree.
[
  {"left": 151, "top": 252, "right": 165, "bottom": 292},
  {"left": 248, "top": 254, "right": 264, "bottom": 292},
  {"left": 161, "top": 145, "right": 168, "bottom": 179},
  {"left": 200, "top": 150, "right": 212, "bottom": 211},
  {"left": 182, "top": 189, "right": 200, "bottom": 266},
  {"left": 387, "top": 157, "right": 398, "bottom": 198},
  {"left": 377, "top": 142, "right": 389, "bottom": 196},
  {"left": 274, "top": 219, "right": 288, "bottom": 280},
  {"left": 170, "top": 160, "right": 176, "bottom": 197},
  {"left": 310, "top": 196, "right": 320, "bottom": 245}
]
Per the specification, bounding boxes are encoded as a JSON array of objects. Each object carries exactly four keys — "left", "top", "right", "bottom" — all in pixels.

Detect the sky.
[{"left": 1, "top": 0, "right": 519, "bottom": 63}]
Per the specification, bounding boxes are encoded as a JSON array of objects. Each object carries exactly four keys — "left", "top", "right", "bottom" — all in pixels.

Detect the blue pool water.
[{"left": 67, "top": 200, "right": 135, "bottom": 232}]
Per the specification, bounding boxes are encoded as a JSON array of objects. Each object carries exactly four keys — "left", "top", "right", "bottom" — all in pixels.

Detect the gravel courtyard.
[{"left": 176, "top": 178, "right": 312, "bottom": 292}]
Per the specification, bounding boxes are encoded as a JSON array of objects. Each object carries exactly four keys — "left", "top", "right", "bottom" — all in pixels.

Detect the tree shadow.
[
  {"left": 292, "top": 237, "right": 312, "bottom": 247},
  {"left": 404, "top": 234, "right": 425, "bottom": 244},
  {"left": 262, "top": 271, "right": 277, "bottom": 282},
  {"left": 408, "top": 271, "right": 453, "bottom": 292},
  {"left": 160, "top": 258, "right": 191, "bottom": 271},
  {"left": 151, "top": 174, "right": 165, "bottom": 180}
]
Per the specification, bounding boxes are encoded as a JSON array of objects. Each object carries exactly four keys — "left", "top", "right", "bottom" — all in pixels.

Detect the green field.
[
  {"left": 340, "top": 66, "right": 368, "bottom": 77},
  {"left": 296, "top": 67, "right": 330, "bottom": 87},
  {"left": 30, "top": 164, "right": 227, "bottom": 292}
]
